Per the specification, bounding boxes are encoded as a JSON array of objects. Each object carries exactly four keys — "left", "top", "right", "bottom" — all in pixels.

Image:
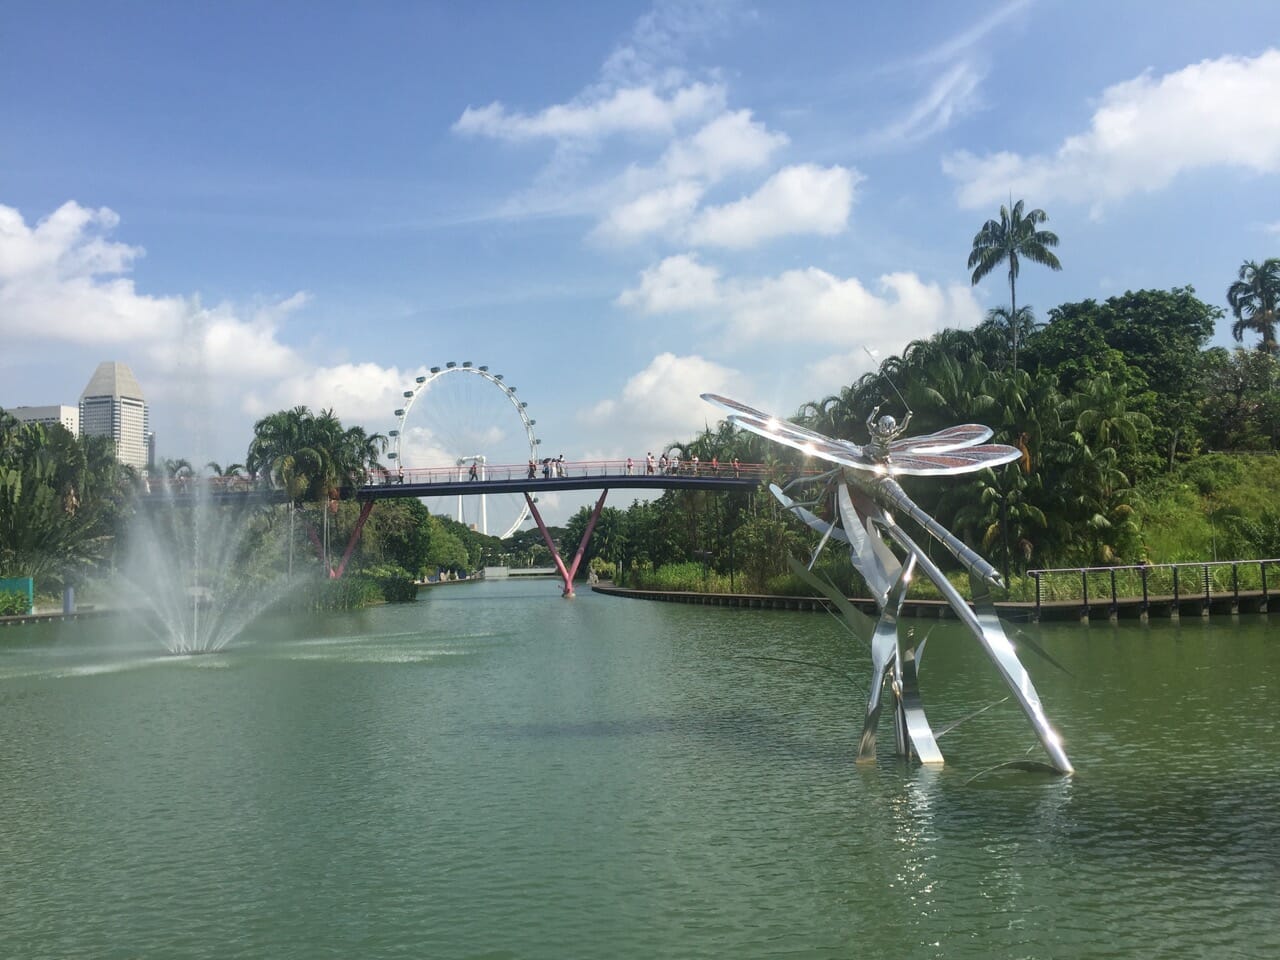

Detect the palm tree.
[
  {"left": 968, "top": 199, "right": 1062, "bottom": 371},
  {"left": 978, "top": 305, "right": 1040, "bottom": 373},
  {"left": 1227, "top": 257, "right": 1280, "bottom": 355}
]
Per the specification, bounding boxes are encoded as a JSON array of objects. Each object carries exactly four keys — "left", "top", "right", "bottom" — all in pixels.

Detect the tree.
[
  {"left": 977, "top": 305, "right": 1040, "bottom": 372},
  {"left": 967, "top": 199, "right": 1062, "bottom": 371},
  {"left": 1227, "top": 257, "right": 1280, "bottom": 355},
  {"left": 1198, "top": 347, "right": 1280, "bottom": 451},
  {"left": 0, "top": 416, "right": 136, "bottom": 584},
  {"left": 1024, "top": 288, "right": 1220, "bottom": 470},
  {"left": 246, "top": 407, "right": 386, "bottom": 503}
]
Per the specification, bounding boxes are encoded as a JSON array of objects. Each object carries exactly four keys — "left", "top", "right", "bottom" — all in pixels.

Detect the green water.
[{"left": 1, "top": 579, "right": 1276, "bottom": 959}]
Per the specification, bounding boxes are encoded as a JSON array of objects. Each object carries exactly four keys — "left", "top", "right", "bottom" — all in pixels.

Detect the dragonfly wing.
[
  {"left": 886, "top": 444, "right": 1022, "bottom": 476},
  {"left": 888, "top": 424, "right": 992, "bottom": 454},
  {"left": 728, "top": 412, "right": 873, "bottom": 469},
  {"left": 702, "top": 393, "right": 872, "bottom": 468}
]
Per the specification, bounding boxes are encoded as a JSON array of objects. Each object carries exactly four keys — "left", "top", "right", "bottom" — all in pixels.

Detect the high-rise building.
[
  {"left": 79, "top": 361, "right": 149, "bottom": 470},
  {"left": 8, "top": 404, "right": 80, "bottom": 436}
]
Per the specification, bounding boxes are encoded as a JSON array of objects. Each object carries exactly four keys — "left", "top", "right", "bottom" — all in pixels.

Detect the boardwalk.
[{"left": 592, "top": 583, "right": 1273, "bottom": 622}]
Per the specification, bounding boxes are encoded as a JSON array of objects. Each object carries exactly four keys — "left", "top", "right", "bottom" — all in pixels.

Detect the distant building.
[
  {"left": 79, "top": 361, "right": 149, "bottom": 470},
  {"left": 8, "top": 404, "right": 80, "bottom": 436}
]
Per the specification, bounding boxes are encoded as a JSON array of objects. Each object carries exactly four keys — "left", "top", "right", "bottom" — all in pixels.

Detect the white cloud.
[
  {"left": 872, "top": 61, "right": 984, "bottom": 146},
  {"left": 1263, "top": 220, "right": 1280, "bottom": 235},
  {"left": 0, "top": 201, "right": 423, "bottom": 461},
  {"left": 905, "top": 0, "right": 1032, "bottom": 68},
  {"left": 0, "top": 201, "right": 189, "bottom": 343},
  {"left": 616, "top": 253, "right": 720, "bottom": 311},
  {"left": 247, "top": 362, "right": 425, "bottom": 425},
  {"left": 618, "top": 255, "right": 982, "bottom": 349},
  {"left": 660, "top": 109, "right": 788, "bottom": 180},
  {"left": 583, "top": 352, "right": 740, "bottom": 451},
  {"left": 600, "top": 0, "right": 736, "bottom": 88},
  {"left": 685, "top": 164, "right": 860, "bottom": 247},
  {"left": 590, "top": 109, "right": 792, "bottom": 245},
  {"left": 453, "top": 82, "right": 725, "bottom": 142},
  {"left": 592, "top": 180, "right": 705, "bottom": 243},
  {"left": 944, "top": 49, "right": 1280, "bottom": 208}
]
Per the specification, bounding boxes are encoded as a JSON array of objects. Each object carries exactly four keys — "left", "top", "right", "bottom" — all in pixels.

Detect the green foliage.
[
  {"left": 289, "top": 575, "right": 383, "bottom": 611},
  {"left": 968, "top": 199, "right": 1061, "bottom": 372},
  {"left": 1227, "top": 257, "right": 1280, "bottom": 354},
  {"left": 588, "top": 557, "right": 616, "bottom": 580},
  {"left": 0, "top": 412, "right": 137, "bottom": 586},
  {"left": 362, "top": 563, "right": 418, "bottom": 602},
  {"left": 1134, "top": 453, "right": 1280, "bottom": 563},
  {"left": 503, "top": 527, "right": 555, "bottom": 568},
  {"left": 1024, "top": 288, "right": 1221, "bottom": 469},
  {"left": 0, "top": 590, "right": 29, "bottom": 616},
  {"left": 630, "top": 561, "right": 732, "bottom": 593},
  {"left": 246, "top": 406, "right": 386, "bottom": 503},
  {"left": 1199, "top": 348, "right": 1280, "bottom": 451}
]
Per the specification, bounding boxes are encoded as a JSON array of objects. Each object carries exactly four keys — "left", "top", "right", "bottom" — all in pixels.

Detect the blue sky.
[{"left": 3, "top": 0, "right": 1279, "bottom": 523}]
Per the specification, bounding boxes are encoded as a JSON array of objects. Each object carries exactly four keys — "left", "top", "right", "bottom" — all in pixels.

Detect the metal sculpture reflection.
[{"left": 702, "top": 392, "right": 1073, "bottom": 775}]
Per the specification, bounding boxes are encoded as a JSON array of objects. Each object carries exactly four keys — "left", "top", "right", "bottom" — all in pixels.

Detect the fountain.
[{"left": 117, "top": 481, "right": 296, "bottom": 654}]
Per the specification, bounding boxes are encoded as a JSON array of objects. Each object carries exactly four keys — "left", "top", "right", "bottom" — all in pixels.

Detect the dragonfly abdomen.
[{"left": 867, "top": 476, "right": 1005, "bottom": 590}]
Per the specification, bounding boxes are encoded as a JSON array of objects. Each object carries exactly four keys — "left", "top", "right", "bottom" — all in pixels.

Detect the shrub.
[
  {"left": 0, "top": 591, "right": 29, "bottom": 616},
  {"left": 288, "top": 576, "right": 382, "bottom": 611},
  {"left": 631, "top": 561, "right": 732, "bottom": 593},
  {"left": 363, "top": 564, "right": 418, "bottom": 603}
]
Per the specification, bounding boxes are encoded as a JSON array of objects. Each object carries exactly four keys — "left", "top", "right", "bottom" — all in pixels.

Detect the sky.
[{"left": 2, "top": 0, "right": 1279, "bottom": 524}]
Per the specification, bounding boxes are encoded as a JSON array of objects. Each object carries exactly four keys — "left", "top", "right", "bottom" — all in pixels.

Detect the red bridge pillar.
[{"left": 525, "top": 490, "right": 608, "bottom": 597}]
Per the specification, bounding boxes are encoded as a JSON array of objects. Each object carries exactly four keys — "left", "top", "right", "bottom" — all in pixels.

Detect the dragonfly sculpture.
[{"left": 702, "top": 392, "right": 1072, "bottom": 774}]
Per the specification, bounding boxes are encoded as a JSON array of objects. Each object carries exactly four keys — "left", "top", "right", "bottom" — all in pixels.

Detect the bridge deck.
[
  {"left": 356, "top": 473, "right": 759, "bottom": 500},
  {"left": 146, "top": 470, "right": 768, "bottom": 507}
]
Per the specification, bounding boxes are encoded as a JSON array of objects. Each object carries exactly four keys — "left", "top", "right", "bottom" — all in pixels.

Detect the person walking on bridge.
[
  {"left": 528, "top": 459, "right": 537, "bottom": 480},
  {"left": 646, "top": 452, "right": 655, "bottom": 475},
  {"left": 468, "top": 462, "right": 479, "bottom": 481},
  {"left": 626, "top": 456, "right": 633, "bottom": 475}
]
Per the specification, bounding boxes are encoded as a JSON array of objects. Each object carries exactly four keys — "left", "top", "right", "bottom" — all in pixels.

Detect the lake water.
[{"left": 1, "top": 578, "right": 1276, "bottom": 959}]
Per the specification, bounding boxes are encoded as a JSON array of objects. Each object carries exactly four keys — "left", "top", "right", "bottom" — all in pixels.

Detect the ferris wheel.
[{"left": 388, "top": 362, "right": 539, "bottom": 538}]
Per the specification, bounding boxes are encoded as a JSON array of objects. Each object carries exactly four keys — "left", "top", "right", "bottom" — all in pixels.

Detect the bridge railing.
[
  {"left": 142, "top": 459, "right": 784, "bottom": 495},
  {"left": 1027, "top": 558, "right": 1280, "bottom": 618},
  {"left": 364, "top": 458, "right": 779, "bottom": 485}
]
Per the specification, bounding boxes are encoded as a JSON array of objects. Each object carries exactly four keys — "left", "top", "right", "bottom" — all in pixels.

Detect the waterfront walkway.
[{"left": 591, "top": 583, "right": 1273, "bottom": 622}]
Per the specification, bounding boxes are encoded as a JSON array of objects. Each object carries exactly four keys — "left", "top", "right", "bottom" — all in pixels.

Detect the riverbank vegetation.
[
  {"left": 567, "top": 242, "right": 1280, "bottom": 598},
  {"left": 2, "top": 227, "right": 1276, "bottom": 607}
]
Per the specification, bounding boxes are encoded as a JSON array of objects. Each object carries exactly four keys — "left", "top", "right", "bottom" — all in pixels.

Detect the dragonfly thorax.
[{"left": 867, "top": 414, "right": 904, "bottom": 461}]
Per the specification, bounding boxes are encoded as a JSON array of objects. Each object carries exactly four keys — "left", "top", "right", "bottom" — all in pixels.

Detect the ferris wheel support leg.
[{"left": 525, "top": 490, "right": 609, "bottom": 597}]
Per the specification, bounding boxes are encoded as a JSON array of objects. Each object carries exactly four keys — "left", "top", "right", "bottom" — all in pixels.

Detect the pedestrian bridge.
[{"left": 151, "top": 458, "right": 780, "bottom": 599}]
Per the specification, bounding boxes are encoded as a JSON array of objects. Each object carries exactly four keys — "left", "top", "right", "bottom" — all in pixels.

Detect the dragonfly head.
[{"left": 876, "top": 414, "right": 898, "bottom": 435}]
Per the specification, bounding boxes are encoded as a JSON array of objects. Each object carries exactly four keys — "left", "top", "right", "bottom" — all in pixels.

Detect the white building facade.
[
  {"left": 8, "top": 404, "right": 80, "bottom": 436},
  {"left": 79, "top": 361, "right": 150, "bottom": 470}
]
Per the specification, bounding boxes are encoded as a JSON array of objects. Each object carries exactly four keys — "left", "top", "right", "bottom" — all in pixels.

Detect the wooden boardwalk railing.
[{"left": 1027, "top": 558, "right": 1279, "bottom": 621}]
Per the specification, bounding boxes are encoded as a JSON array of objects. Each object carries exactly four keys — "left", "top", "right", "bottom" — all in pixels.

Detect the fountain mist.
[{"left": 118, "top": 483, "right": 295, "bottom": 654}]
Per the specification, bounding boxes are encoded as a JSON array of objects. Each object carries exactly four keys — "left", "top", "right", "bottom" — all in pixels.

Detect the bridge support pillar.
[
  {"left": 303, "top": 500, "right": 376, "bottom": 579},
  {"left": 525, "top": 490, "right": 608, "bottom": 597},
  {"left": 334, "top": 501, "right": 375, "bottom": 579}
]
